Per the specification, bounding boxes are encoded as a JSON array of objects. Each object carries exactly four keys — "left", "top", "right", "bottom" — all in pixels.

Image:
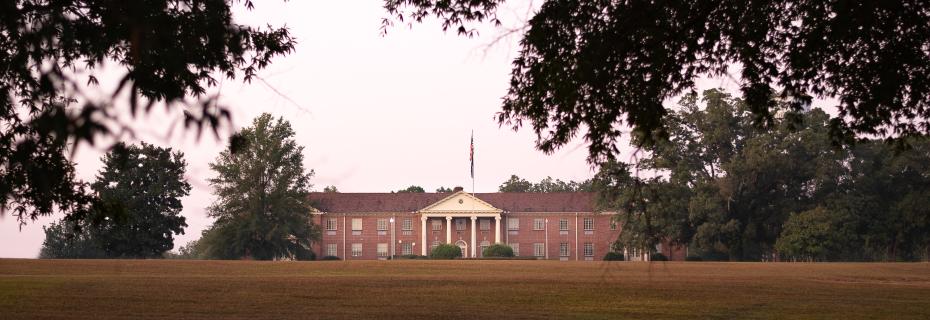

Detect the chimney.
[{"left": 453, "top": 186, "right": 464, "bottom": 192}]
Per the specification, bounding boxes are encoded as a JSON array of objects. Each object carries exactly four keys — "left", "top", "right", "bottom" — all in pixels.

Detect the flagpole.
[{"left": 471, "top": 130, "right": 475, "bottom": 196}]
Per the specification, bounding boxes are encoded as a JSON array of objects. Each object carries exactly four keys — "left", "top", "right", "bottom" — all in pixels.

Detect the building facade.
[{"left": 310, "top": 190, "right": 684, "bottom": 261}]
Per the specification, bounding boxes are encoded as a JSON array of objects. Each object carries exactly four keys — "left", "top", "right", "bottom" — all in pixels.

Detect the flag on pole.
[{"left": 470, "top": 131, "right": 474, "bottom": 179}]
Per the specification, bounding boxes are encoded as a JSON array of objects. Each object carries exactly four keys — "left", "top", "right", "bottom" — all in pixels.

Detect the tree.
[
  {"left": 38, "top": 219, "right": 105, "bottom": 259},
  {"left": 395, "top": 185, "right": 425, "bottom": 193},
  {"left": 200, "top": 113, "right": 319, "bottom": 260},
  {"left": 89, "top": 142, "right": 191, "bottom": 258},
  {"left": 39, "top": 142, "right": 191, "bottom": 258},
  {"left": 498, "top": 175, "right": 532, "bottom": 192},
  {"left": 775, "top": 207, "right": 841, "bottom": 262},
  {"left": 498, "top": 175, "right": 591, "bottom": 192},
  {"left": 435, "top": 186, "right": 454, "bottom": 193},
  {"left": 2, "top": 1, "right": 294, "bottom": 224},
  {"left": 591, "top": 89, "right": 930, "bottom": 261},
  {"left": 323, "top": 186, "right": 339, "bottom": 193},
  {"left": 384, "top": 1, "right": 930, "bottom": 162}
]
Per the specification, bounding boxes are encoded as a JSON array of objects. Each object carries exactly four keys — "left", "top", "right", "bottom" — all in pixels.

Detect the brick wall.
[{"left": 316, "top": 212, "right": 630, "bottom": 261}]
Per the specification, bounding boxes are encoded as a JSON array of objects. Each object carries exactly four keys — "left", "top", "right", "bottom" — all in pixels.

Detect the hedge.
[
  {"left": 482, "top": 244, "right": 515, "bottom": 258},
  {"left": 430, "top": 244, "right": 463, "bottom": 259},
  {"left": 650, "top": 253, "right": 668, "bottom": 261},
  {"left": 603, "top": 252, "right": 625, "bottom": 261}
]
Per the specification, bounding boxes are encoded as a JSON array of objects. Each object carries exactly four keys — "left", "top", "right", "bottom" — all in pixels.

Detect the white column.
[
  {"left": 446, "top": 216, "right": 453, "bottom": 244},
  {"left": 470, "top": 216, "right": 477, "bottom": 258},
  {"left": 421, "top": 217, "right": 428, "bottom": 256},
  {"left": 494, "top": 216, "right": 502, "bottom": 244}
]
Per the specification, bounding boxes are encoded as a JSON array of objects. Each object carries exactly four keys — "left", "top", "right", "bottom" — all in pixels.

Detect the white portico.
[{"left": 417, "top": 191, "right": 503, "bottom": 257}]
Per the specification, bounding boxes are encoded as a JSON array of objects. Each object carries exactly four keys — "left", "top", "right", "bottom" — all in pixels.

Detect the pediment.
[{"left": 419, "top": 191, "right": 502, "bottom": 213}]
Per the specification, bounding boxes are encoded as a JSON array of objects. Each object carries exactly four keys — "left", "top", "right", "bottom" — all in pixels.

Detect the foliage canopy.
[
  {"left": 200, "top": 113, "right": 319, "bottom": 260},
  {"left": 1, "top": 1, "right": 294, "bottom": 224},
  {"left": 595, "top": 89, "right": 930, "bottom": 261},
  {"left": 385, "top": 0, "right": 930, "bottom": 162},
  {"left": 40, "top": 142, "right": 190, "bottom": 258}
]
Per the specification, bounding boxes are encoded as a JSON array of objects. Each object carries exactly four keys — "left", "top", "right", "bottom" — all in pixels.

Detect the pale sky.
[{"left": 0, "top": 1, "right": 750, "bottom": 258}]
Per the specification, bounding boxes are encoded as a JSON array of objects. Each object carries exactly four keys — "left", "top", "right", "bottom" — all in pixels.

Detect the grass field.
[{"left": 1, "top": 260, "right": 929, "bottom": 319}]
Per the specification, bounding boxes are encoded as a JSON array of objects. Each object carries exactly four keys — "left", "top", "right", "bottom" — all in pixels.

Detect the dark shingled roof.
[{"left": 309, "top": 192, "right": 595, "bottom": 213}]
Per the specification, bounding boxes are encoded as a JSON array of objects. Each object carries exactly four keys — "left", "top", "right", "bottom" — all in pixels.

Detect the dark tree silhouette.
[
  {"left": 39, "top": 142, "right": 191, "bottom": 258},
  {"left": 395, "top": 185, "right": 426, "bottom": 193},
  {"left": 384, "top": 1, "right": 930, "bottom": 162},
  {"left": 1, "top": 1, "right": 294, "bottom": 223}
]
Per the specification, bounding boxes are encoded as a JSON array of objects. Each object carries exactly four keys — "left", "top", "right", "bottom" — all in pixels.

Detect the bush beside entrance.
[{"left": 430, "top": 244, "right": 463, "bottom": 259}]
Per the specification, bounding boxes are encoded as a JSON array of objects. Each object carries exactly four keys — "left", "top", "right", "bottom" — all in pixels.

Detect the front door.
[{"left": 455, "top": 240, "right": 468, "bottom": 258}]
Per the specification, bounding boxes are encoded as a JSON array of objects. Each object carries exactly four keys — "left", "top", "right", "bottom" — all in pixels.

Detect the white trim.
[{"left": 418, "top": 191, "right": 503, "bottom": 214}]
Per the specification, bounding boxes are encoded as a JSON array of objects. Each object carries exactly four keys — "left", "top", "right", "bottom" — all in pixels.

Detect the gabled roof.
[
  {"left": 419, "top": 191, "right": 502, "bottom": 213},
  {"left": 309, "top": 192, "right": 594, "bottom": 213}
]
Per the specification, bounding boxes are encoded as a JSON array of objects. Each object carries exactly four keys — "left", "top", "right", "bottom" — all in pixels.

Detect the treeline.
[
  {"left": 41, "top": 114, "right": 319, "bottom": 260},
  {"left": 596, "top": 89, "right": 930, "bottom": 262},
  {"left": 498, "top": 175, "right": 592, "bottom": 193}
]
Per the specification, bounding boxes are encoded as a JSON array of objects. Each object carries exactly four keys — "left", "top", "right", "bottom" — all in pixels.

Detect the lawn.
[{"left": 1, "top": 259, "right": 928, "bottom": 319}]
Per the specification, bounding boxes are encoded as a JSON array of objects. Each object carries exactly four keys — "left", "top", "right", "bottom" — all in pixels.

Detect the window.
[
  {"left": 559, "top": 218, "right": 569, "bottom": 231},
  {"left": 510, "top": 243, "right": 520, "bottom": 256},
  {"left": 533, "top": 218, "right": 545, "bottom": 230},
  {"left": 377, "top": 219, "right": 388, "bottom": 231},
  {"left": 584, "top": 243, "right": 593, "bottom": 257},
  {"left": 325, "top": 218, "right": 337, "bottom": 231},
  {"left": 480, "top": 219, "right": 490, "bottom": 231},
  {"left": 583, "top": 218, "right": 594, "bottom": 231},
  {"left": 610, "top": 220, "right": 618, "bottom": 230},
  {"left": 351, "top": 218, "right": 362, "bottom": 231},
  {"left": 455, "top": 218, "right": 466, "bottom": 231},
  {"left": 560, "top": 243, "right": 570, "bottom": 257},
  {"left": 480, "top": 241, "right": 490, "bottom": 257},
  {"left": 402, "top": 243, "right": 413, "bottom": 255},
  {"left": 534, "top": 243, "right": 545, "bottom": 257},
  {"left": 326, "top": 243, "right": 337, "bottom": 257},
  {"left": 351, "top": 243, "right": 362, "bottom": 257},
  {"left": 431, "top": 241, "right": 441, "bottom": 250},
  {"left": 508, "top": 218, "right": 520, "bottom": 230},
  {"left": 377, "top": 243, "right": 388, "bottom": 257},
  {"left": 432, "top": 220, "right": 442, "bottom": 231},
  {"left": 402, "top": 218, "right": 412, "bottom": 231}
]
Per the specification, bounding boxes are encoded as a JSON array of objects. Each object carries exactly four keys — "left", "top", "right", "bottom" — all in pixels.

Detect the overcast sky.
[{"left": 0, "top": 1, "right": 750, "bottom": 258}]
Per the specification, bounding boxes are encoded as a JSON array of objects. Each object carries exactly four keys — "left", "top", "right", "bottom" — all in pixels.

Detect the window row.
[
  {"left": 325, "top": 217, "right": 619, "bottom": 232},
  {"left": 506, "top": 218, "right": 617, "bottom": 231},
  {"left": 325, "top": 218, "right": 415, "bottom": 231},
  {"left": 327, "top": 243, "right": 415, "bottom": 257},
  {"left": 505, "top": 242, "right": 596, "bottom": 257},
  {"left": 327, "top": 242, "right": 597, "bottom": 258}
]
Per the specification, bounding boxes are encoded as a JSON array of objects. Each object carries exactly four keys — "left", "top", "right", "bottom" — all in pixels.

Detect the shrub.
[
  {"left": 685, "top": 255, "right": 703, "bottom": 261},
  {"left": 320, "top": 255, "right": 341, "bottom": 260},
  {"left": 430, "top": 244, "right": 463, "bottom": 259},
  {"left": 650, "top": 253, "right": 668, "bottom": 261},
  {"left": 393, "top": 254, "right": 428, "bottom": 260},
  {"left": 482, "top": 244, "right": 514, "bottom": 257},
  {"left": 701, "top": 251, "right": 730, "bottom": 261},
  {"left": 603, "top": 252, "right": 625, "bottom": 261},
  {"left": 295, "top": 249, "right": 316, "bottom": 261}
]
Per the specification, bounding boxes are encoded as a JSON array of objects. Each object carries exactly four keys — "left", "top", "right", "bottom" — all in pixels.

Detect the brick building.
[{"left": 309, "top": 190, "right": 684, "bottom": 261}]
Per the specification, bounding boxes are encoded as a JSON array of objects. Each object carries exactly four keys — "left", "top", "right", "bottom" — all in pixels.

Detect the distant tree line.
[
  {"left": 595, "top": 89, "right": 930, "bottom": 262},
  {"left": 498, "top": 175, "right": 592, "bottom": 193},
  {"left": 42, "top": 114, "right": 321, "bottom": 260}
]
